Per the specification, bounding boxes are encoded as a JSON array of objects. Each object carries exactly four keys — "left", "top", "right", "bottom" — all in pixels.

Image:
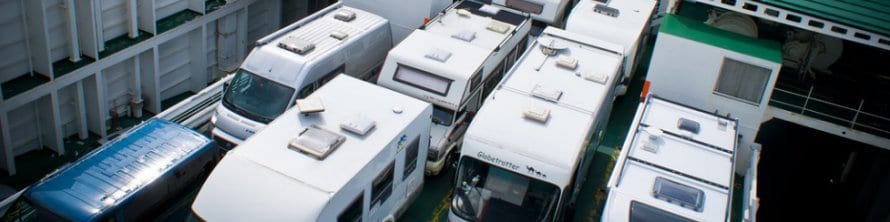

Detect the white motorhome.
[
  {"left": 192, "top": 75, "right": 432, "bottom": 221},
  {"left": 601, "top": 95, "right": 743, "bottom": 222},
  {"left": 341, "top": 0, "right": 453, "bottom": 45},
  {"left": 211, "top": 3, "right": 392, "bottom": 149},
  {"left": 377, "top": 0, "right": 532, "bottom": 176},
  {"left": 565, "top": 0, "right": 656, "bottom": 94},
  {"left": 449, "top": 27, "right": 624, "bottom": 221},
  {"left": 476, "top": 0, "right": 573, "bottom": 26}
]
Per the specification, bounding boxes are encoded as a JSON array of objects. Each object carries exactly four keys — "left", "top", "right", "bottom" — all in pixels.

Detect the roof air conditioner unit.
[
  {"left": 334, "top": 9, "right": 356, "bottom": 22},
  {"left": 279, "top": 36, "right": 315, "bottom": 55}
]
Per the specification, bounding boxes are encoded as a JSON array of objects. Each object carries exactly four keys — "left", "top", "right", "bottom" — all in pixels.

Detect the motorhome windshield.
[
  {"left": 222, "top": 69, "right": 295, "bottom": 124},
  {"left": 432, "top": 105, "right": 455, "bottom": 127},
  {"left": 452, "top": 157, "right": 559, "bottom": 221}
]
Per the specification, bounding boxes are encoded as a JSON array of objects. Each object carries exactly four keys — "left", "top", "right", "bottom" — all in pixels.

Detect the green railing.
[{"left": 769, "top": 86, "right": 890, "bottom": 138}]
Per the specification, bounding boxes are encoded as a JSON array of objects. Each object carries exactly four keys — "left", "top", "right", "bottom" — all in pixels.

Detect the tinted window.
[
  {"left": 432, "top": 105, "right": 456, "bottom": 127},
  {"left": 393, "top": 64, "right": 453, "bottom": 96},
  {"left": 653, "top": 177, "right": 705, "bottom": 211},
  {"left": 337, "top": 194, "right": 363, "bottom": 222},
  {"left": 506, "top": 0, "right": 544, "bottom": 14},
  {"left": 403, "top": 136, "right": 420, "bottom": 180},
  {"left": 222, "top": 69, "right": 295, "bottom": 123},
  {"left": 371, "top": 162, "right": 394, "bottom": 208},
  {"left": 629, "top": 201, "right": 696, "bottom": 222},
  {"left": 452, "top": 157, "right": 560, "bottom": 222}
]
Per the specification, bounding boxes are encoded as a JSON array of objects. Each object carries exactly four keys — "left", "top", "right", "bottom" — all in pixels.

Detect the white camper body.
[
  {"left": 377, "top": 1, "right": 531, "bottom": 176},
  {"left": 565, "top": 0, "right": 656, "bottom": 94},
  {"left": 341, "top": 0, "right": 453, "bottom": 45},
  {"left": 481, "top": 0, "right": 573, "bottom": 26},
  {"left": 601, "top": 95, "right": 739, "bottom": 222},
  {"left": 211, "top": 3, "right": 392, "bottom": 149},
  {"left": 192, "top": 75, "right": 432, "bottom": 221},
  {"left": 448, "top": 27, "right": 624, "bottom": 221}
]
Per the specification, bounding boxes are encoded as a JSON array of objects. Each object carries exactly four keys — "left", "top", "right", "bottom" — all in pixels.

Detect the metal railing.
[{"left": 769, "top": 86, "right": 890, "bottom": 137}]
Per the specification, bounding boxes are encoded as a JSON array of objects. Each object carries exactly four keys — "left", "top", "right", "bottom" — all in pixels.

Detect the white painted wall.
[
  {"left": 0, "top": 0, "right": 304, "bottom": 175},
  {"left": 102, "top": 58, "right": 136, "bottom": 114},
  {"left": 8, "top": 103, "right": 41, "bottom": 156},
  {"left": 645, "top": 33, "right": 781, "bottom": 175},
  {"left": 0, "top": 0, "right": 31, "bottom": 83},
  {"left": 100, "top": 0, "right": 130, "bottom": 42},
  {"left": 155, "top": 0, "right": 189, "bottom": 20},
  {"left": 157, "top": 33, "right": 193, "bottom": 100}
]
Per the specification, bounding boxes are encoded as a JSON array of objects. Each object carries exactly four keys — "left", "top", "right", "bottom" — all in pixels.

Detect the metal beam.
[
  {"left": 693, "top": 0, "right": 890, "bottom": 51},
  {"left": 765, "top": 106, "right": 890, "bottom": 150}
]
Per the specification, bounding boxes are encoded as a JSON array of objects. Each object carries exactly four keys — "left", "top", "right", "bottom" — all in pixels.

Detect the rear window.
[
  {"left": 393, "top": 64, "right": 453, "bottom": 96},
  {"left": 505, "top": 0, "right": 544, "bottom": 14},
  {"left": 629, "top": 201, "right": 696, "bottom": 222},
  {"left": 653, "top": 177, "right": 705, "bottom": 211}
]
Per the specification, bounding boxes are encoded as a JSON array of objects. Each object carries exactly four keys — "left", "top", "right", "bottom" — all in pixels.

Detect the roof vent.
[
  {"left": 523, "top": 105, "right": 551, "bottom": 123},
  {"left": 289, "top": 125, "right": 346, "bottom": 160},
  {"left": 334, "top": 9, "right": 356, "bottom": 22},
  {"left": 555, "top": 55, "right": 578, "bottom": 70},
  {"left": 456, "top": 9, "right": 472, "bottom": 17},
  {"left": 340, "top": 115, "right": 376, "bottom": 136},
  {"left": 279, "top": 36, "right": 315, "bottom": 55},
  {"left": 330, "top": 31, "right": 349, "bottom": 40},
  {"left": 452, "top": 30, "right": 476, "bottom": 42},
  {"left": 296, "top": 97, "right": 325, "bottom": 114},
  {"left": 486, "top": 21, "right": 510, "bottom": 34},
  {"left": 583, "top": 71, "right": 608, "bottom": 84},
  {"left": 677, "top": 118, "right": 701, "bottom": 135},
  {"left": 594, "top": 4, "right": 620, "bottom": 17},
  {"left": 425, "top": 48, "right": 452, "bottom": 63},
  {"left": 641, "top": 127, "right": 664, "bottom": 153},
  {"left": 531, "top": 84, "right": 563, "bottom": 102},
  {"left": 479, "top": 4, "right": 501, "bottom": 15}
]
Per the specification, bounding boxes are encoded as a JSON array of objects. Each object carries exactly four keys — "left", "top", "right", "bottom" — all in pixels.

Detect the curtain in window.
[{"left": 715, "top": 59, "right": 771, "bottom": 104}]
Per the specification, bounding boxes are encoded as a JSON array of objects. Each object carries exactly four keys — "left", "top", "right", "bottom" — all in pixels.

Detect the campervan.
[
  {"left": 376, "top": 0, "right": 531, "bottom": 175},
  {"left": 601, "top": 95, "right": 741, "bottom": 222},
  {"left": 565, "top": 0, "right": 656, "bottom": 94},
  {"left": 340, "top": 0, "right": 453, "bottom": 44},
  {"left": 192, "top": 75, "right": 432, "bottom": 221},
  {"left": 211, "top": 3, "right": 392, "bottom": 149},
  {"left": 478, "top": 0, "right": 573, "bottom": 26},
  {"left": 2, "top": 119, "right": 216, "bottom": 221},
  {"left": 449, "top": 27, "right": 624, "bottom": 221}
]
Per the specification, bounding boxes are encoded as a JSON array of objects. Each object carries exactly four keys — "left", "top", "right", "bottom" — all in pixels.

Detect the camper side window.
[
  {"left": 371, "top": 162, "right": 394, "bottom": 208},
  {"left": 505, "top": 0, "right": 544, "bottom": 14},
  {"left": 393, "top": 64, "right": 453, "bottom": 96},
  {"left": 337, "top": 194, "right": 363, "bottom": 222},
  {"left": 403, "top": 136, "right": 421, "bottom": 180},
  {"left": 714, "top": 58, "right": 771, "bottom": 105}
]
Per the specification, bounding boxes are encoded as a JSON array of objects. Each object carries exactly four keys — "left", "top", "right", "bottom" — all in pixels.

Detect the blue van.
[{"left": 2, "top": 118, "right": 217, "bottom": 221}]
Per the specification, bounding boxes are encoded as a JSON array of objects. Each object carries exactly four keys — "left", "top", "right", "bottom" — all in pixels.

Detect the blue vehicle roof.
[{"left": 24, "top": 118, "right": 212, "bottom": 221}]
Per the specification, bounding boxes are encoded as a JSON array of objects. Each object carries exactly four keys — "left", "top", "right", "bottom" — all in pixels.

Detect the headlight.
[{"left": 210, "top": 114, "right": 218, "bottom": 125}]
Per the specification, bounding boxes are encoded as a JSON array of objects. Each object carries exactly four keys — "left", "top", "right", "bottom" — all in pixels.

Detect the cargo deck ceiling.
[{"left": 758, "top": 0, "right": 890, "bottom": 37}]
